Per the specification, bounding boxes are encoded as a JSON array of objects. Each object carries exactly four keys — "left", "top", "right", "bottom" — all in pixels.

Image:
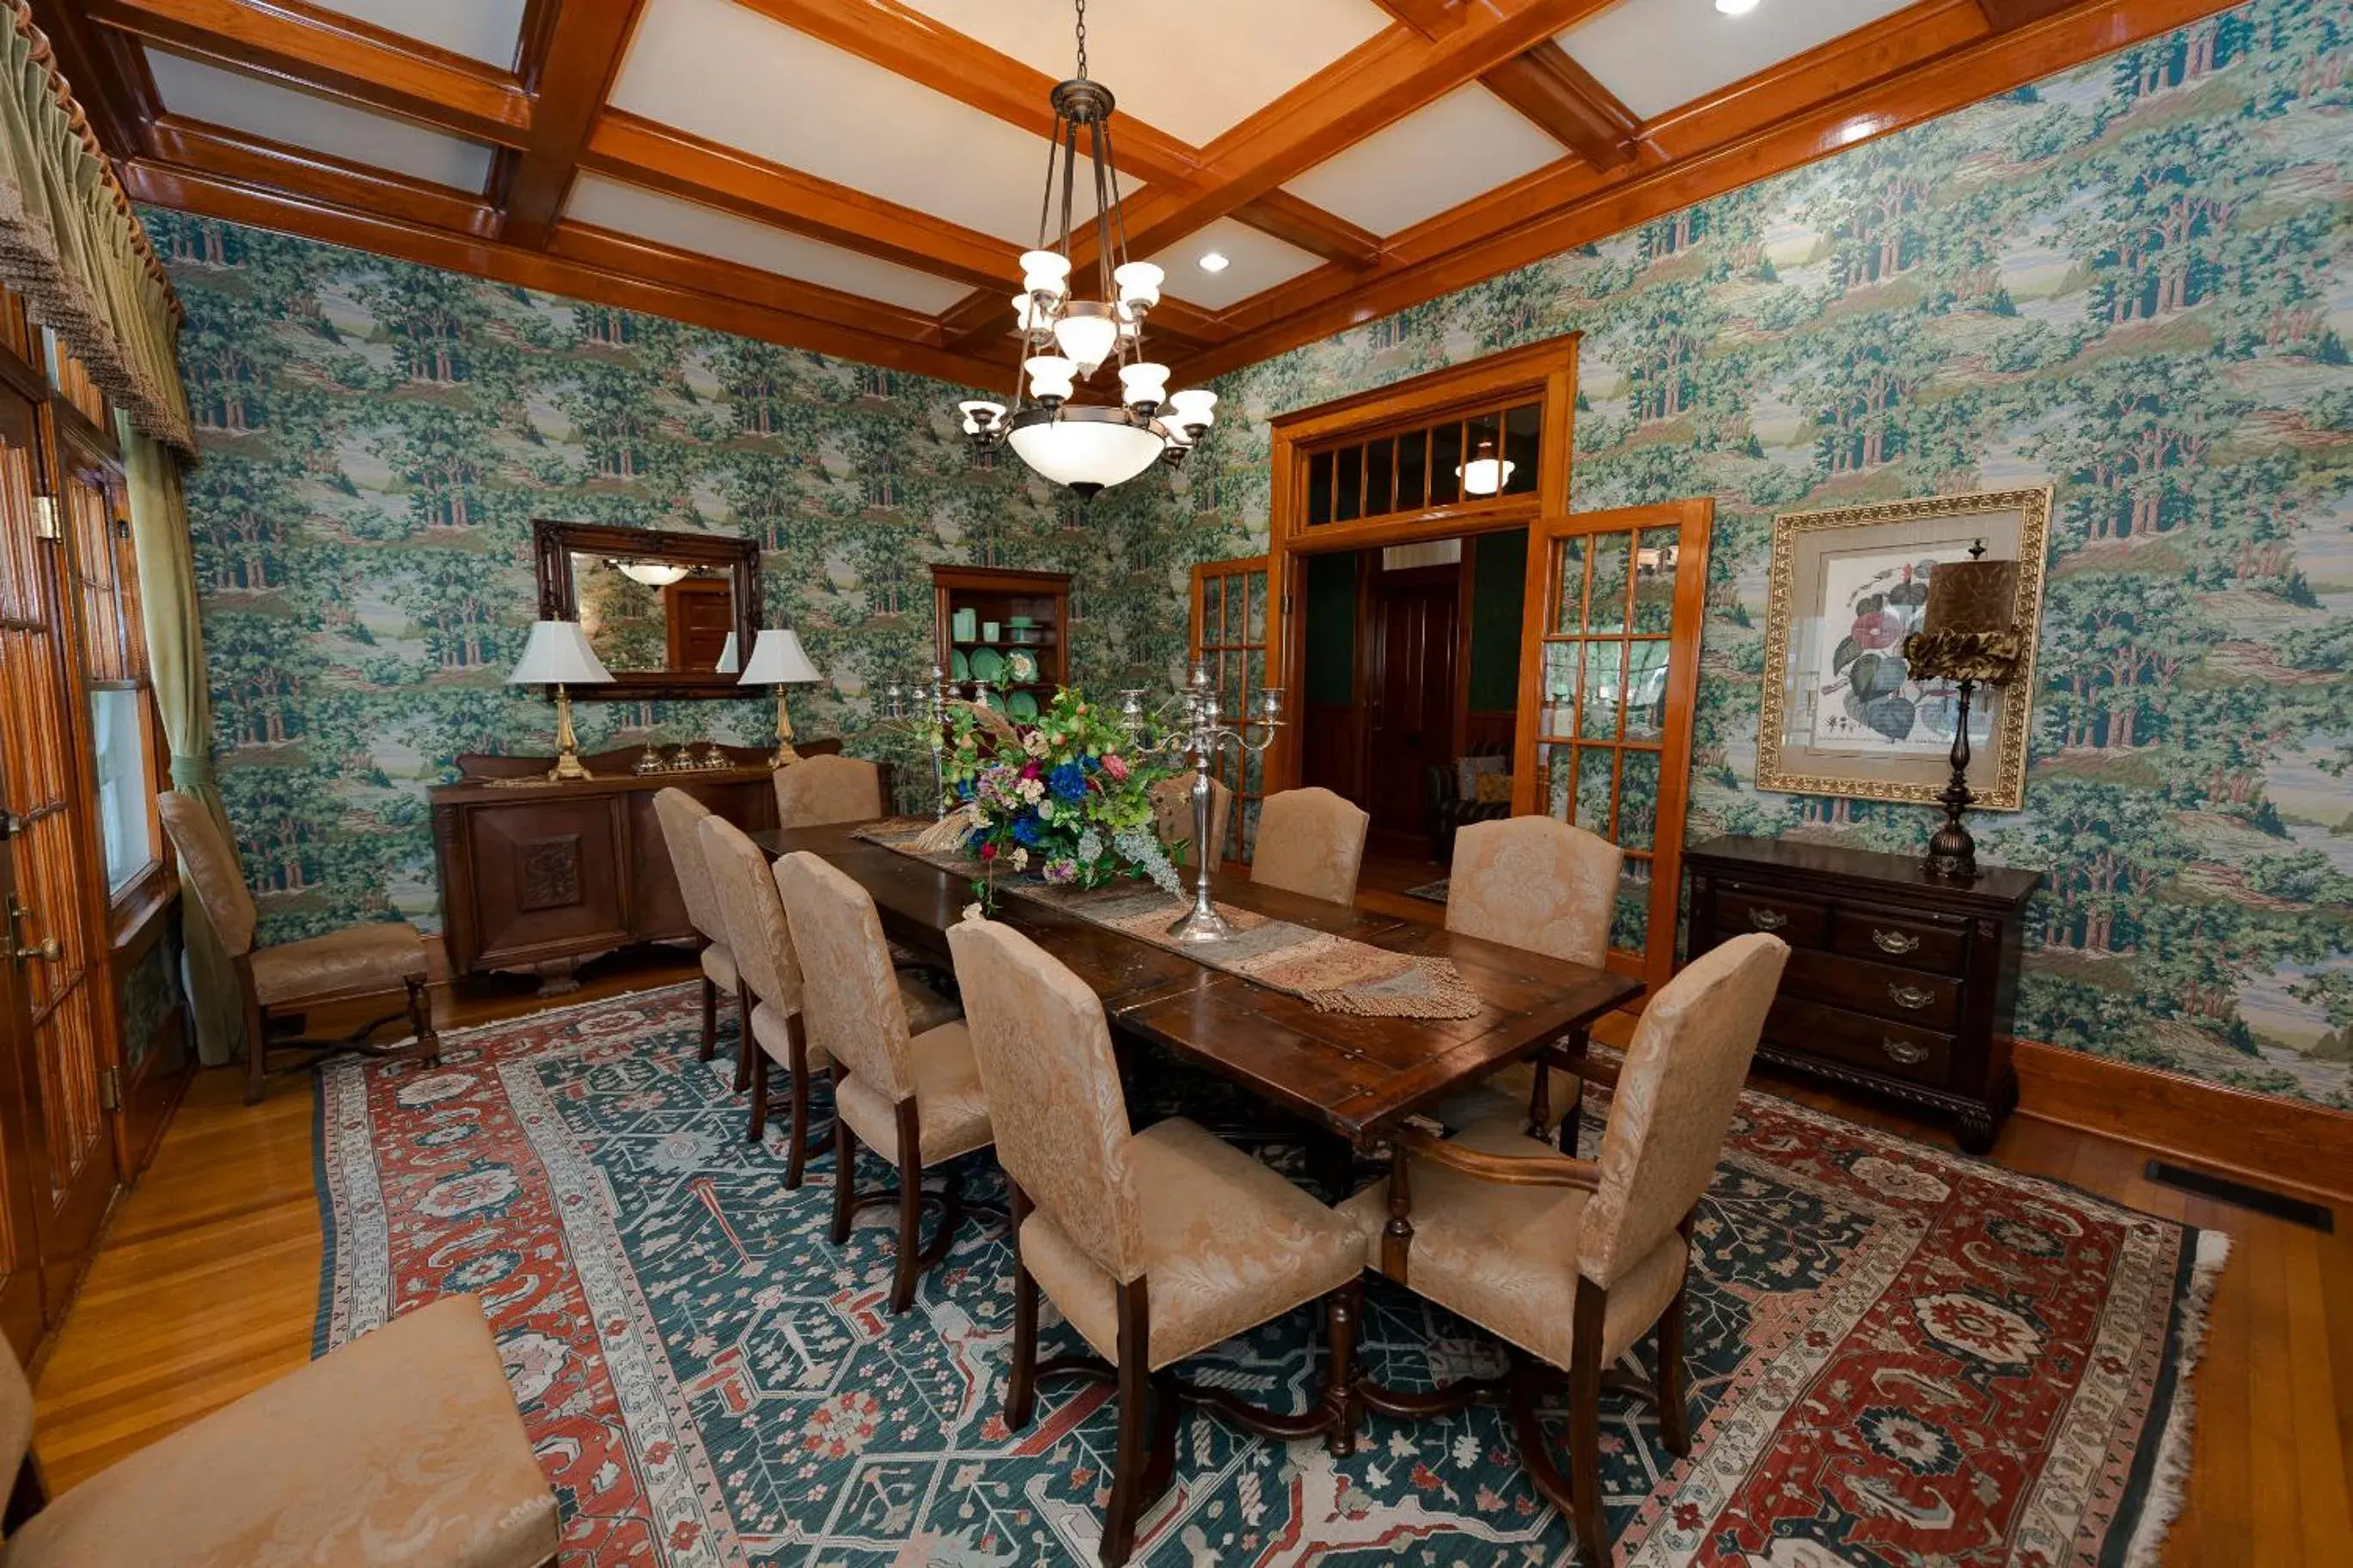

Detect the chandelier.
[{"left": 956, "top": 0, "right": 1215, "bottom": 499}]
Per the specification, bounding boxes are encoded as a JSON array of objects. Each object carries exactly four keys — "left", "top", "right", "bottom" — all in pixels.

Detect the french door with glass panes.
[
  {"left": 1513, "top": 500, "right": 1713, "bottom": 992},
  {"left": 1188, "top": 556, "right": 1275, "bottom": 863}
]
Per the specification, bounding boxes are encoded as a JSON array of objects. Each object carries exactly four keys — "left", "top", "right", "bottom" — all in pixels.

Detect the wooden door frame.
[
  {"left": 1513, "top": 498, "right": 1714, "bottom": 995},
  {"left": 1265, "top": 333, "right": 1579, "bottom": 794}
]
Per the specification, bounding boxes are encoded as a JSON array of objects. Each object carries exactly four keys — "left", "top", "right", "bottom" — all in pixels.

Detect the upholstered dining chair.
[
  {"left": 0, "top": 1294, "right": 556, "bottom": 1566},
  {"left": 774, "top": 753, "right": 887, "bottom": 828},
  {"left": 1439, "top": 815, "right": 1625, "bottom": 1143},
  {"left": 947, "top": 915, "right": 1365, "bottom": 1567},
  {"left": 1250, "top": 786, "right": 1370, "bottom": 906},
  {"left": 1149, "top": 774, "right": 1232, "bottom": 867},
  {"left": 1342, "top": 932, "right": 1788, "bottom": 1565},
  {"left": 775, "top": 851, "right": 986, "bottom": 1315},
  {"left": 160, "top": 793, "right": 440, "bottom": 1105},
  {"left": 653, "top": 788, "right": 743, "bottom": 1074}
]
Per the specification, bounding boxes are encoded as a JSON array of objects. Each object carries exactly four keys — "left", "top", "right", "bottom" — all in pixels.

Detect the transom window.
[{"left": 1303, "top": 399, "right": 1542, "bottom": 527}]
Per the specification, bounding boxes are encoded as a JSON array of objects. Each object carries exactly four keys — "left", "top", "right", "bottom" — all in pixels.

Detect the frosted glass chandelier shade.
[
  {"left": 1119, "top": 362, "right": 1170, "bottom": 408},
  {"left": 1168, "top": 387, "right": 1218, "bottom": 428},
  {"left": 1459, "top": 442, "right": 1515, "bottom": 497},
  {"left": 1020, "top": 249, "right": 1071, "bottom": 296},
  {"left": 1024, "top": 356, "right": 1076, "bottom": 402},
  {"left": 1050, "top": 309, "right": 1120, "bottom": 375},
  {"left": 1007, "top": 407, "right": 1168, "bottom": 495},
  {"left": 1113, "top": 260, "right": 1164, "bottom": 309},
  {"left": 959, "top": 399, "right": 1005, "bottom": 436},
  {"left": 614, "top": 559, "right": 690, "bottom": 587}
]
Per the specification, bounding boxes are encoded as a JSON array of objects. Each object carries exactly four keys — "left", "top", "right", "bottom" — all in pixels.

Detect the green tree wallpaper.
[
  {"left": 148, "top": 213, "right": 1183, "bottom": 952},
  {"left": 1156, "top": 0, "right": 2353, "bottom": 1108}
]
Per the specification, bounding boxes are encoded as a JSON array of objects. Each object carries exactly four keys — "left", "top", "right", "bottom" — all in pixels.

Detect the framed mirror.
[{"left": 532, "top": 520, "right": 761, "bottom": 700}]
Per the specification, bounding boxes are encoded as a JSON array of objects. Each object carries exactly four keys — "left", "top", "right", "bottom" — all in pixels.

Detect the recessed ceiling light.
[
  {"left": 1198, "top": 252, "right": 1231, "bottom": 274},
  {"left": 1715, "top": 0, "right": 1761, "bottom": 14}
]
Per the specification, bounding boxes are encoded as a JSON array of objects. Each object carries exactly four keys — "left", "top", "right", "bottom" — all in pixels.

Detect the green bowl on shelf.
[
  {"left": 950, "top": 649, "right": 969, "bottom": 680},
  {"left": 1008, "top": 690, "right": 1039, "bottom": 722},
  {"left": 969, "top": 646, "right": 1006, "bottom": 683}
]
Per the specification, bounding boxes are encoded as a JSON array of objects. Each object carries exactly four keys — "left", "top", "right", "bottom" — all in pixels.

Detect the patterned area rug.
[
  {"left": 315, "top": 985, "right": 2222, "bottom": 1566},
  {"left": 1403, "top": 878, "right": 1450, "bottom": 905}
]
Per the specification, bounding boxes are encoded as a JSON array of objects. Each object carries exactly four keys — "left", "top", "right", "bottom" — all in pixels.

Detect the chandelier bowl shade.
[{"left": 1006, "top": 405, "right": 1169, "bottom": 497}]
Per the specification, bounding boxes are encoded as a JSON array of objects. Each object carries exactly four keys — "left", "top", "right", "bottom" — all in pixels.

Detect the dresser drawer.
[
  {"left": 1713, "top": 885, "right": 1827, "bottom": 947},
  {"left": 1765, "top": 996, "right": 1955, "bottom": 1088},
  {"left": 1783, "top": 948, "right": 1961, "bottom": 1030},
  {"left": 1829, "top": 902, "right": 1966, "bottom": 975}
]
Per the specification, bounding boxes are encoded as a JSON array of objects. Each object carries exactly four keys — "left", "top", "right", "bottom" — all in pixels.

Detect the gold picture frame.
[{"left": 1756, "top": 486, "right": 2050, "bottom": 810}]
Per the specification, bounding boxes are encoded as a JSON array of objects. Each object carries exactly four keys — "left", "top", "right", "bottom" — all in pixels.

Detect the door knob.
[{"left": 6, "top": 898, "right": 56, "bottom": 964}]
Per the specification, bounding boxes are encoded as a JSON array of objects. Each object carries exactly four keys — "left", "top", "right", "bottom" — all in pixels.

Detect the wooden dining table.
[{"left": 755, "top": 823, "right": 1642, "bottom": 1168}]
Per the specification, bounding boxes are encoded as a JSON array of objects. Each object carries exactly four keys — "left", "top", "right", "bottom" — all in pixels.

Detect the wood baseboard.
[{"left": 2011, "top": 1038, "right": 2353, "bottom": 1205}]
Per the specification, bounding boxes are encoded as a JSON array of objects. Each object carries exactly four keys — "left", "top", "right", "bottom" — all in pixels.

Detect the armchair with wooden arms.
[{"left": 1340, "top": 932, "right": 1788, "bottom": 1565}]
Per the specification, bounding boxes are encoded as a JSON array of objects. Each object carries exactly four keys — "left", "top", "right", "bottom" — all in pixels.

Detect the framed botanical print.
[{"left": 1756, "top": 487, "right": 2050, "bottom": 809}]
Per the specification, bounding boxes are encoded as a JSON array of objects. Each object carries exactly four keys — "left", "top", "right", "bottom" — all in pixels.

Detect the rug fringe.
[{"left": 2123, "top": 1227, "right": 2232, "bottom": 1568}]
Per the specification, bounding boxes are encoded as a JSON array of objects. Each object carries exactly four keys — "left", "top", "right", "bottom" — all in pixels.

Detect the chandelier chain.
[{"left": 1073, "top": 0, "right": 1087, "bottom": 80}]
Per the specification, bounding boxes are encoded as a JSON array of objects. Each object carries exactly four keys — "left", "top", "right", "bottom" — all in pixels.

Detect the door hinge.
[
  {"left": 32, "top": 496, "right": 58, "bottom": 541},
  {"left": 98, "top": 1065, "right": 120, "bottom": 1113},
  {"left": 1280, "top": 594, "right": 1293, "bottom": 618}
]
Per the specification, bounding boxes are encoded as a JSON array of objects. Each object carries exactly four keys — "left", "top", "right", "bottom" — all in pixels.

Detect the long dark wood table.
[{"left": 754, "top": 823, "right": 1641, "bottom": 1150}]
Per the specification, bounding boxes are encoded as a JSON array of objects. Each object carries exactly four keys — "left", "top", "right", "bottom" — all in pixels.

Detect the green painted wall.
[
  {"left": 1302, "top": 550, "right": 1358, "bottom": 708},
  {"left": 1151, "top": 0, "right": 2353, "bottom": 1109},
  {"left": 1465, "top": 531, "right": 1526, "bottom": 713}
]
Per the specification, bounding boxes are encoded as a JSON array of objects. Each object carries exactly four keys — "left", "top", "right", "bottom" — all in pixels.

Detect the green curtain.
[{"left": 120, "top": 416, "right": 240, "bottom": 1065}]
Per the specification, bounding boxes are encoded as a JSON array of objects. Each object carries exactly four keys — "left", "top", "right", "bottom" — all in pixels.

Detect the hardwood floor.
[{"left": 26, "top": 930, "right": 2350, "bottom": 1564}]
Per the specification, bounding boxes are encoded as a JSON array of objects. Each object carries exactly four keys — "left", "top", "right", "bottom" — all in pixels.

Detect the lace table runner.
[{"left": 851, "top": 820, "right": 1482, "bottom": 1021}]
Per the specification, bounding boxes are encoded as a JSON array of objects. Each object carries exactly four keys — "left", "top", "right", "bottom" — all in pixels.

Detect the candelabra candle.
[
  {"left": 1123, "top": 660, "right": 1280, "bottom": 943},
  {"left": 875, "top": 666, "right": 956, "bottom": 817}
]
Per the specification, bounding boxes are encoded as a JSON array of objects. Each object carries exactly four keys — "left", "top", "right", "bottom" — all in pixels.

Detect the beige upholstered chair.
[
  {"left": 775, "top": 851, "right": 984, "bottom": 1315},
  {"left": 774, "top": 753, "right": 886, "bottom": 828},
  {"left": 160, "top": 793, "right": 439, "bottom": 1104},
  {"left": 1149, "top": 774, "right": 1232, "bottom": 867},
  {"left": 1342, "top": 933, "right": 1788, "bottom": 1565},
  {"left": 1250, "top": 786, "right": 1370, "bottom": 906},
  {"left": 0, "top": 1295, "right": 556, "bottom": 1566},
  {"left": 653, "top": 788, "right": 743, "bottom": 1072},
  {"left": 947, "top": 916, "right": 1365, "bottom": 1567},
  {"left": 1442, "top": 815, "right": 1625, "bottom": 1142}
]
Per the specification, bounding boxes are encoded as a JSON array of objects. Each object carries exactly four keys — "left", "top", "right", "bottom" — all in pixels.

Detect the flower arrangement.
[{"left": 944, "top": 688, "right": 1185, "bottom": 909}]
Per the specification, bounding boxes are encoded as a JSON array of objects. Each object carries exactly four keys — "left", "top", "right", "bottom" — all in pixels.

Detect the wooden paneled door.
[
  {"left": 0, "top": 386, "right": 119, "bottom": 1338},
  {"left": 1364, "top": 563, "right": 1458, "bottom": 837},
  {"left": 1513, "top": 500, "right": 1713, "bottom": 993},
  {"left": 1187, "top": 556, "right": 1278, "bottom": 863}
]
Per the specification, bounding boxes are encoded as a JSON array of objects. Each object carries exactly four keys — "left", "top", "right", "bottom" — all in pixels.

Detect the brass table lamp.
[
  {"left": 1902, "top": 542, "right": 2021, "bottom": 880},
  {"left": 738, "top": 628, "right": 825, "bottom": 766},
  {"left": 506, "top": 619, "right": 614, "bottom": 782}
]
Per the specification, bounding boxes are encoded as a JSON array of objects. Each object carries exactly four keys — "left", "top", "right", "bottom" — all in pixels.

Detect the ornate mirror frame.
[{"left": 531, "top": 519, "right": 761, "bottom": 702}]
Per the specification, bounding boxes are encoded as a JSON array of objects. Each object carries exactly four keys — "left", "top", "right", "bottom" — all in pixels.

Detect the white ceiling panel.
[
  {"left": 145, "top": 48, "right": 494, "bottom": 191},
  {"left": 303, "top": 0, "right": 529, "bottom": 67},
  {"left": 892, "top": 0, "right": 1392, "bottom": 146},
  {"left": 1558, "top": 0, "right": 1920, "bottom": 121},
  {"left": 1143, "top": 217, "right": 1324, "bottom": 312},
  {"left": 1280, "top": 83, "right": 1563, "bottom": 239},
  {"left": 564, "top": 175, "right": 973, "bottom": 314},
  {"left": 612, "top": 0, "right": 1132, "bottom": 247}
]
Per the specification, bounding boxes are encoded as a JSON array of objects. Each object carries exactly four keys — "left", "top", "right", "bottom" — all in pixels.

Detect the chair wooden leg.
[
  {"left": 889, "top": 1102, "right": 924, "bottom": 1315},
  {"left": 1323, "top": 1276, "right": 1362, "bottom": 1457},
  {"left": 699, "top": 974, "right": 718, "bottom": 1063},
  {"left": 404, "top": 976, "right": 440, "bottom": 1067},
  {"left": 828, "top": 1068, "right": 857, "bottom": 1247},
  {"left": 732, "top": 985, "right": 753, "bottom": 1094},
  {"left": 243, "top": 992, "right": 268, "bottom": 1105},
  {"left": 1100, "top": 1280, "right": 1154, "bottom": 1568},
  {"left": 785, "top": 1011, "right": 815, "bottom": 1192},
  {"left": 748, "top": 1046, "right": 770, "bottom": 1146},
  {"left": 1006, "top": 1180, "right": 1037, "bottom": 1431},
  {"left": 1567, "top": 1278, "right": 1610, "bottom": 1565}
]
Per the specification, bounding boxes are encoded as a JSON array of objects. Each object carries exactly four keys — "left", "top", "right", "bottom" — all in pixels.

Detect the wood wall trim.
[
  {"left": 2013, "top": 1039, "right": 2353, "bottom": 1205},
  {"left": 147, "top": 115, "right": 499, "bottom": 238}
]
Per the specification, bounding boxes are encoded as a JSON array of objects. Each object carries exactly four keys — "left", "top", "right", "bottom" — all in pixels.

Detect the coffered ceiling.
[{"left": 40, "top": 0, "right": 2229, "bottom": 389}]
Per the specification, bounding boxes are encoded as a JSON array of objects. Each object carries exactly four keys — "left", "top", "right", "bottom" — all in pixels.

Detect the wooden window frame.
[{"left": 1263, "top": 333, "right": 1579, "bottom": 794}]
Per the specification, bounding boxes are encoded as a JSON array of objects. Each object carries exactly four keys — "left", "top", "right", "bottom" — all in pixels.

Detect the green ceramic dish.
[
  {"left": 969, "top": 646, "right": 1005, "bottom": 683},
  {"left": 1005, "top": 650, "right": 1038, "bottom": 684},
  {"left": 1008, "top": 690, "right": 1039, "bottom": 722},
  {"left": 950, "top": 649, "right": 969, "bottom": 680}
]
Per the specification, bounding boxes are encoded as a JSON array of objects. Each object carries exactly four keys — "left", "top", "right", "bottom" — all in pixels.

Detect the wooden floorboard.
[{"left": 25, "top": 930, "right": 2349, "bottom": 1563}]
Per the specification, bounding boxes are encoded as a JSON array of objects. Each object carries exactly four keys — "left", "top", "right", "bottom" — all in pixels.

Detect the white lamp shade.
[
  {"left": 1168, "top": 387, "right": 1218, "bottom": 427},
  {"left": 1007, "top": 413, "right": 1167, "bottom": 491},
  {"left": 1009, "top": 292, "right": 1048, "bottom": 333},
  {"left": 1113, "top": 260, "right": 1164, "bottom": 309},
  {"left": 738, "top": 628, "right": 824, "bottom": 686},
  {"left": 1051, "top": 312, "right": 1121, "bottom": 375},
  {"left": 1119, "top": 362, "right": 1170, "bottom": 407},
  {"left": 714, "top": 631, "right": 740, "bottom": 674},
  {"left": 959, "top": 399, "right": 1005, "bottom": 436},
  {"left": 1020, "top": 249, "right": 1072, "bottom": 295},
  {"left": 508, "top": 619, "right": 613, "bottom": 686},
  {"left": 1024, "top": 355, "right": 1077, "bottom": 402}
]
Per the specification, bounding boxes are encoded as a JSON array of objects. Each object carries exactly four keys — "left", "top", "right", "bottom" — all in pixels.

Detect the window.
[
  {"left": 1301, "top": 397, "right": 1542, "bottom": 528},
  {"left": 90, "top": 688, "right": 151, "bottom": 892},
  {"left": 62, "top": 464, "right": 159, "bottom": 900}
]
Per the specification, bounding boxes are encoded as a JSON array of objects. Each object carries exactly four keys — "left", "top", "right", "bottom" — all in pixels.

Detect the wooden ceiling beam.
[
  {"left": 495, "top": 0, "right": 647, "bottom": 248},
  {"left": 1482, "top": 45, "right": 1641, "bottom": 170},
  {"left": 145, "top": 114, "right": 499, "bottom": 237},
  {"left": 547, "top": 223, "right": 950, "bottom": 345},
  {"left": 1232, "top": 190, "right": 1382, "bottom": 269},
  {"left": 1977, "top": 0, "right": 2082, "bottom": 28},
  {"left": 119, "top": 158, "right": 1013, "bottom": 385},
  {"left": 83, "top": 0, "right": 533, "bottom": 145},
  {"left": 34, "top": 0, "right": 160, "bottom": 158},
  {"left": 1372, "top": 0, "right": 1469, "bottom": 39}
]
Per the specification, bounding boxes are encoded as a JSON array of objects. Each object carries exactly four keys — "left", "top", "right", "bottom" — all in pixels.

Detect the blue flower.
[
  {"left": 1011, "top": 814, "right": 1046, "bottom": 848},
  {"left": 1048, "top": 761, "right": 1088, "bottom": 803}
]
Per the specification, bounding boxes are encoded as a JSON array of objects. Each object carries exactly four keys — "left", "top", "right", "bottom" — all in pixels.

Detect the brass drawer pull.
[
  {"left": 1871, "top": 928, "right": 1920, "bottom": 955},
  {"left": 1888, "top": 983, "right": 1936, "bottom": 1011},
  {"left": 1882, "top": 1038, "right": 1930, "bottom": 1065},
  {"left": 1747, "top": 907, "right": 1788, "bottom": 932}
]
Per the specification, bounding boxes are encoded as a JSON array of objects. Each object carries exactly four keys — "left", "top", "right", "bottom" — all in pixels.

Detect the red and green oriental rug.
[{"left": 313, "top": 985, "right": 2222, "bottom": 1566}]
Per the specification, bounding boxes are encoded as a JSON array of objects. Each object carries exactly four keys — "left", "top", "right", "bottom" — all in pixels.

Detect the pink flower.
[
  {"left": 1020, "top": 760, "right": 1042, "bottom": 780},
  {"left": 978, "top": 842, "right": 998, "bottom": 862},
  {"left": 1101, "top": 753, "right": 1129, "bottom": 781}
]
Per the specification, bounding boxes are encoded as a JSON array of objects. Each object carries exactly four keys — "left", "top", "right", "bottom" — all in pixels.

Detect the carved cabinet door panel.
[{"left": 465, "top": 797, "right": 630, "bottom": 967}]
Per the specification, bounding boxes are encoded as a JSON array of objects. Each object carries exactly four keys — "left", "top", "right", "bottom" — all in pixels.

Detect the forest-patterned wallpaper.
[
  {"left": 147, "top": 211, "right": 1183, "bottom": 952},
  {"left": 1156, "top": 0, "right": 2353, "bottom": 1108}
]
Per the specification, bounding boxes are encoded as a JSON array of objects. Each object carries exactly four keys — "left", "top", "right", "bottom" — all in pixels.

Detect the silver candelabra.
[
  {"left": 880, "top": 666, "right": 1007, "bottom": 817},
  {"left": 1121, "top": 659, "right": 1280, "bottom": 943}
]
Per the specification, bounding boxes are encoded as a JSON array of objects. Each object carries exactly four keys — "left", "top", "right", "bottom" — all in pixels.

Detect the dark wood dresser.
[
  {"left": 431, "top": 742, "right": 810, "bottom": 991},
  {"left": 1684, "top": 835, "right": 2040, "bottom": 1153}
]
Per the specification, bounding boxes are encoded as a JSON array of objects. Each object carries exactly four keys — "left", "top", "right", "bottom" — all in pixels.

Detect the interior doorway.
[{"left": 1297, "top": 532, "right": 1526, "bottom": 870}]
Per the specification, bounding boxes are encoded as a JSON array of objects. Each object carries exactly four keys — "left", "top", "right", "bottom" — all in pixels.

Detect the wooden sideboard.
[
  {"left": 1684, "top": 835, "right": 2041, "bottom": 1153},
  {"left": 430, "top": 741, "right": 826, "bottom": 991}
]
